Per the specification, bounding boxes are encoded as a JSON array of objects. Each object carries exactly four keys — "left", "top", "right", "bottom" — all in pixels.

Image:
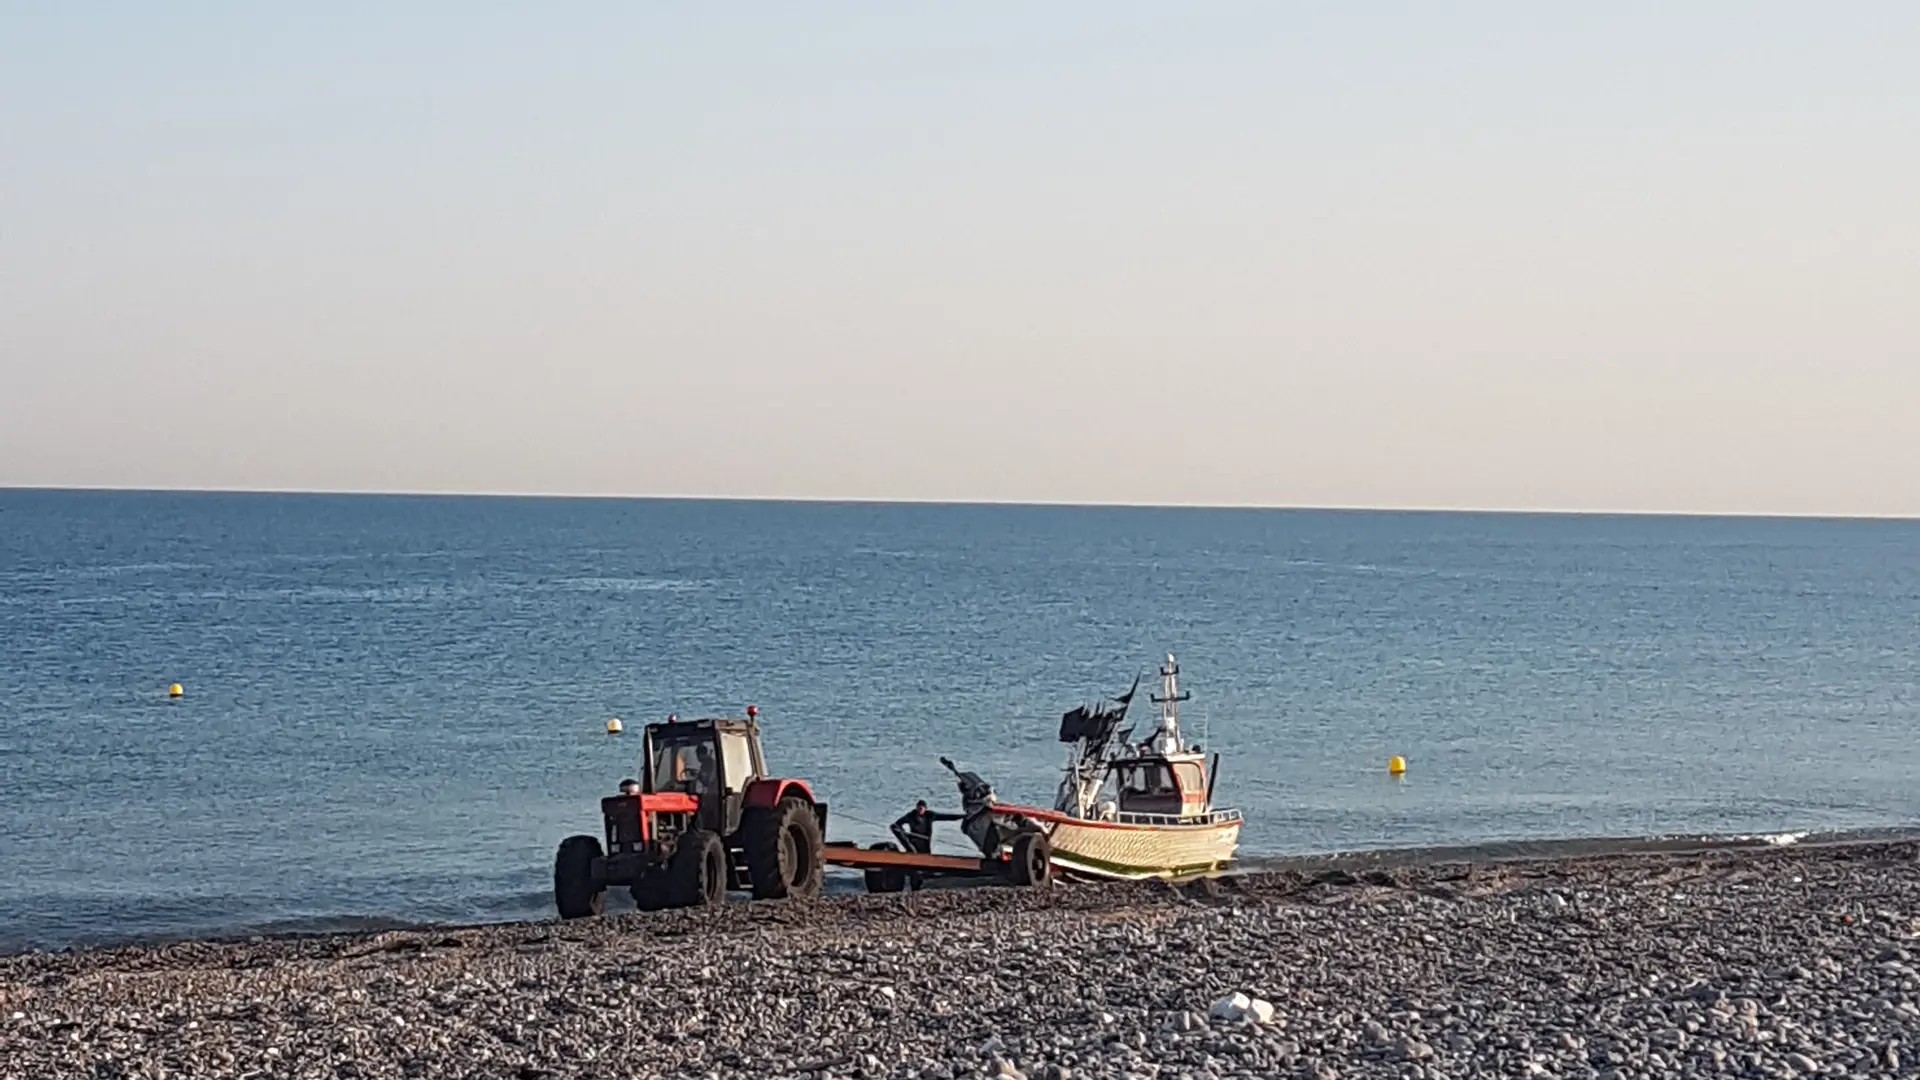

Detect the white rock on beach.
[
  {"left": 1206, "top": 991, "right": 1273, "bottom": 1024},
  {"left": 1207, "top": 992, "right": 1252, "bottom": 1022}
]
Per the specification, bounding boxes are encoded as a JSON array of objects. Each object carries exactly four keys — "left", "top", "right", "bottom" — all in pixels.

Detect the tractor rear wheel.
[
  {"left": 1008, "top": 830, "right": 1051, "bottom": 889},
  {"left": 669, "top": 829, "right": 728, "bottom": 908},
  {"left": 630, "top": 873, "right": 672, "bottom": 912},
  {"left": 554, "top": 835, "right": 605, "bottom": 918},
  {"left": 863, "top": 841, "right": 907, "bottom": 894},
  {"left": 744, "top": 797, "right": 825, "bottom": 900}
]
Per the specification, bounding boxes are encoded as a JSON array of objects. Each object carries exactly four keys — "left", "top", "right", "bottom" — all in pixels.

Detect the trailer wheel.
[
  {"left": 554, "top": 835, "right": 605, "bottom": 918},
  {"left": 744, "top": 797, "right": 825, "bottom": 900},
  {"left": 670, "top": 829, "right": 728, "bottom": 908},
  {"left": 1008, "top": 831, "right": 1051, "bottom": 889},
  {"left": 863, "top": 842, "right": 908, "bottom": 894}
]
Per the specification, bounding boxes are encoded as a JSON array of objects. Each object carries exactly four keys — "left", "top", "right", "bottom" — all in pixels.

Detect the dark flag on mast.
[{"left": 1057, "top": 674, "right": 1141, "bottom": 744}]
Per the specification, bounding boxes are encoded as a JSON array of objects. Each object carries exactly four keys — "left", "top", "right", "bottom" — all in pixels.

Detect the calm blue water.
[{"left": 2, "top": 489, "right": 1916, "bottom": 951}]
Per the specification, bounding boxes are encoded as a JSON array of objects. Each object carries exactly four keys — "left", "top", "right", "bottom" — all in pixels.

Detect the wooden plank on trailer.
[{"left": 821, "top": 843, "right": 989, "bottom": 873}]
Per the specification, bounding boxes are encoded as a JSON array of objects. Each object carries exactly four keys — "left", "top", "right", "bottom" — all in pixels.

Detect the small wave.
[
  {"left": 173, "top": 582, "right": 491, "bottom": 605},
  {"left": 1277, "top": 558, "right": 1428, "bottom": 577},
  {"left": 469, "top": 890, "right": 561, "bottom": 918},
  {"left": 68, "top": 561, "right": 213, "bottom": 578},
  {"left": 1230, "top": 826, "right": 1916, "bottom": 875},
  {"left": 1725, "top": 831, "right": 1810, "bottom": 847},
  {"left": 236, "top": 914, "right": 432, "bottom": 938},
  {"left": 552, "top": 577, "right": 713, "bottom": 594},
  {"left": 53, "top": 594, "right": 134, "bottom": 607}
]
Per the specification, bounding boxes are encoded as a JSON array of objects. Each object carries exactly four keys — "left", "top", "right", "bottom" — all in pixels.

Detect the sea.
[{"left": 2, "top": 489, "right": 1916, "bottom": 953}]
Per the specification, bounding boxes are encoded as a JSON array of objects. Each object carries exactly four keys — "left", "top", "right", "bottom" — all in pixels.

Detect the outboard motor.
[
  {"left": 939, "top": 756, "right": 996, "bottom": 810},
  {"left": 940, "top": 756, "right": 1020, "bottom": 858}
]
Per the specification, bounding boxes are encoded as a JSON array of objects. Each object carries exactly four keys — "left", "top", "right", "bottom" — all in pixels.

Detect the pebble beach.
[{"left": 4, "top": 841, "right": 1917, "bottom": 1079}]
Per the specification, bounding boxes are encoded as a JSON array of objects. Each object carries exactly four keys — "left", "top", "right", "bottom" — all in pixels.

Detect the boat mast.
[{"left": 1147, "top": 653, "right": 1190, "bottom": 756}]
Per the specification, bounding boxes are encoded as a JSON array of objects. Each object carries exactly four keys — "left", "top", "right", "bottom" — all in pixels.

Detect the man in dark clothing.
[
  {"left": 891, "top": 799, "right": 964, "bottom": 854},
  {"left": 690, "top": 744, "right": 718, "bottom": 795}
]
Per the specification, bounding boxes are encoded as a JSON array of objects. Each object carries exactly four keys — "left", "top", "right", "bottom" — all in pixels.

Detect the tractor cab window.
[
  {"left": 718, "top": 730, "right": 757, "bottom": 793},
  {"left": 652, "top": 738, "right": 718, "bottom": 796}
]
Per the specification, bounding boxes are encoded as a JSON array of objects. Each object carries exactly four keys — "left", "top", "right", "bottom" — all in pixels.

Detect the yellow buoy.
[
  {"left": 168, "top": 683, "right": 184, "bottom": 698},
  {"left": 1388, "top": 755, "right": 1407, "bottom": 776},
  {"left": 605, "top": 717, "right": 623, "bottom": 735}
]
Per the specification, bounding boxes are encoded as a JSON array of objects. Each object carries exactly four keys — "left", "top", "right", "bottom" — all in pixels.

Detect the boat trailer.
[
  {"left": 821, "top": 841, "right": 1041, "bottom": 893},
  {"left": 821, "top": 758, "right": 1053, "bottom": 892}
]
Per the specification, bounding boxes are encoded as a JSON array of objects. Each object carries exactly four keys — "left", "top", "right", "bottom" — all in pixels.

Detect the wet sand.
[{"left": 4, "top": 840, "right": 1918, "bottom": 1078}]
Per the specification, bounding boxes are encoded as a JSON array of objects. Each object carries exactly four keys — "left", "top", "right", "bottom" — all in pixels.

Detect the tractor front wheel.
[
  {"left": 554, "top": 835, "right": 605, "bottom": 918},
  {"left": 744, "top": 797, "right": 825, "bottom": 900},
  {"left": 669, "top": 829, "right": 728, "bottom": 908}
]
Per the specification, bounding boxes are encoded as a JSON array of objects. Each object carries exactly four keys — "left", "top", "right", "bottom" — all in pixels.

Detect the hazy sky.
[{"left": 3, "top": 4, "right": 1916, "bottom": 514}]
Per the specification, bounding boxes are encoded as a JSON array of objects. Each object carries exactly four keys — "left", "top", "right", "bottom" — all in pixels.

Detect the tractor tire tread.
[
  {"left": 744, "top": 797, "right": 824, "bottom": 900},
  {"left": 669, "top": 829, "right": 728, "bottom": 908},
  {"left": 554, "top": 834, "right": 605, "bottom": 918}
]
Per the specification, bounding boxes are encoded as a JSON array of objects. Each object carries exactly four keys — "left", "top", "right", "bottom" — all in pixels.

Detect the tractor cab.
[{"left": 640, "top": 713, "right": 767, "bottom": 837}]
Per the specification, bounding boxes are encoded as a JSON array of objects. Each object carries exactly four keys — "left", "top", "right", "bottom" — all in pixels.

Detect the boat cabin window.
[
  {"left": 1116, "top": 762, "right": 1182, "bottom": 814},
  {"left": 1116, "top": 759, "right": 1208, "bottom": 816},
  {"left": 1172, "top": 761, "right": 1207, "bottom": 799}
]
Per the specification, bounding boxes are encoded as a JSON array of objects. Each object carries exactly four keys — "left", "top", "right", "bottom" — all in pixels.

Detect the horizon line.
[{"left": 3, "top": 483, "right": 1917, "bottom": 524}]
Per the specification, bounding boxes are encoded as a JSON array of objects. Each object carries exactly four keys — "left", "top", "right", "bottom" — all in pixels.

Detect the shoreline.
[
  {"left": 8, "top": 825, "right": 1911, "bottom": 961},
  {"left": 6, "top": 839, "right": 1918, "bottom": 1078}
]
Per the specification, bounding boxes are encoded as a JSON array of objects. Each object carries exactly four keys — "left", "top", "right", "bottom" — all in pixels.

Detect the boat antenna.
[
  {"left": 1144, "top": 653, "right": 1191, "bottom": 756},
  {"left": 1149, "top": 654, "right": 1191, "bottom": 706}
]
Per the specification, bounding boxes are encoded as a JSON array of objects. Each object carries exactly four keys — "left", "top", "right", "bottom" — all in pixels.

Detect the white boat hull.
[{"left": 999, "top": 806, "right": 1241, "bottom": 881}]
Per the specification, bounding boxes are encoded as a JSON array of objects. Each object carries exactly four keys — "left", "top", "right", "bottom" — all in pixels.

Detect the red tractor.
[{"left": 554, "top": 707, "right": 826, "bottom": 916}]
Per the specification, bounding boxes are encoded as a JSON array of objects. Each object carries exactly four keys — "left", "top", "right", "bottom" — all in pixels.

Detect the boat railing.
[{"left": 1108, "top": 807, "right": 1243, "bottom": 828}]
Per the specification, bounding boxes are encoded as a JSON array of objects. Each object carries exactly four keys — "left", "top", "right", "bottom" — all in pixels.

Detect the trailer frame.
[{"left": 822, "top": 838, "right": 1048, "bottom": 892}]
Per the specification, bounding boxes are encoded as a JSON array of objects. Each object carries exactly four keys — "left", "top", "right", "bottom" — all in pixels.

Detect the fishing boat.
[{"left": 941, "top": 654, "right": 1242, "bottom": 881}]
